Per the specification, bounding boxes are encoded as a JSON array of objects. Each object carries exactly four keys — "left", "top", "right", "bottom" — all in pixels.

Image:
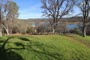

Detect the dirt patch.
[{"left": 9, "top": 33, "right": 31, "bottom": 36}]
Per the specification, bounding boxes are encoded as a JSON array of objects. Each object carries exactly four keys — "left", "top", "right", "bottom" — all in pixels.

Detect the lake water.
[
  {"left": 32, "top": 23, "right": 38, "bottom": 26},
  {"left": 32, "top": 23, "right": 78, "bottom": 30},
  {"left": 67, "top": 24, "right": 78, "bottom": 30}
]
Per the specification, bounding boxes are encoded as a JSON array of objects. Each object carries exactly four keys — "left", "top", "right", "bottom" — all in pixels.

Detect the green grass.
[
  {"left": 71, "top": 35, "right": 90, "bottom": 42},
  {"left": 0, "top": 35, "right": 90, "bottom": 60}
]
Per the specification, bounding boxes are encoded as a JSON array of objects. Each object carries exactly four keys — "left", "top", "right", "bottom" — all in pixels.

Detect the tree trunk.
[
  {"left": 52, "top": 28, "right": 56, "bottom": 34},
  {"left": 3, "top": 26, "right": 10, "bottom": 35},
  {"left": 6, "top": 29, "right": 9, "bottom": 35},
  {"left": 0, "top": 7, "right": 2, "bottom": 36},
  {"left": 82, "top": 25, "right": 87, "bottom": 37},
  {"left": 0, "top": 28, "right": 2, "bottom": 36}
]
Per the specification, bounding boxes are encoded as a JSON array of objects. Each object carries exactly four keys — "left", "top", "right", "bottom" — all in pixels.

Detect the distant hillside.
[
  {"left": 16, "top": 17, "right": 82, "bottom": 29},
  {"left": 18, "top": 17, "right": 82, "bottom": 23}
]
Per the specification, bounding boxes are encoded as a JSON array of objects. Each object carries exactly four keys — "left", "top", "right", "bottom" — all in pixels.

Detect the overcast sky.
[{"left": 13, "top": 0, "right": 80, "bottom": 19}]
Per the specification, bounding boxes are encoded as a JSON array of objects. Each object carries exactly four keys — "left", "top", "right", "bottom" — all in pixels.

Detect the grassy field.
[{"left": 0, "top": 35, "right": 90, "bottom": 60}]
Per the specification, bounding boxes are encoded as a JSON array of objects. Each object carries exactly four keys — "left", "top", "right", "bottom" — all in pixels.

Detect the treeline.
[
  {"left": 4, "top": 20, "right": 67, "bottom": 35},
  {"left": 41, "top": 0, "right": 90, "bottom": 37},
  {"left": 0, "top": 0, "right": 90, "bottom": 37},
  {"left": 0, "top": 0, "right": 19, "bottom": 36}
]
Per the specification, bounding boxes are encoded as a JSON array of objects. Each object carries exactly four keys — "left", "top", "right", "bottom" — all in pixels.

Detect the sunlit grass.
[
  {"left": 71, "top": 35, "right": 90, "bottom": 42},
  {"left": 0, "top": 35, "right": 90, "bottom": 60}
]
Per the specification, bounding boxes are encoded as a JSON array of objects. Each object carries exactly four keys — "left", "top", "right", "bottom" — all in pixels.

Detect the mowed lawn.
[{"left": 0, "top": 35, "right": 90, "bottom": 60}]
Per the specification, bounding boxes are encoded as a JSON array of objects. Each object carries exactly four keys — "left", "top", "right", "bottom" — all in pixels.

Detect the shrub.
[{"left": 69, "top": 28, "right": 82, "bottom": 35}]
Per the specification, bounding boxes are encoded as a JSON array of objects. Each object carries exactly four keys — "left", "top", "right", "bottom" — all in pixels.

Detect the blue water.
[
  {"left": 32, "top": 23, "right": 78, "bottom": 30},
  {"left": 32, "top": 23, "right": 38, "bottom": 26},
  {"left": 67, "top": 24, "right": 78, "bottom": 30}
]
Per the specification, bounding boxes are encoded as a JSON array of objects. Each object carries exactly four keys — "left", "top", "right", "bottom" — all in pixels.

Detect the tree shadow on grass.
[
  {"left": 19, "top": 37, "right": 30, "bottom": 41},
  {"left": 0, "top": 37, "right": 25, "bottom": 60},
  {"left": 25, "top": 41, "right": 62, "bottom": 60},
  {"left": 15, "top": 37, "right": 62, "bottom": 60},
  {"left": 0, "top": 36, "right": 62, "bottom": 60},
  {"left": 18, "top": 37, "right": 63, "bottom": 60}
]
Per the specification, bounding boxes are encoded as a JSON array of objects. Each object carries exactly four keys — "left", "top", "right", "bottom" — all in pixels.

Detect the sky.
[
  {"left": 13, "top": 0, "right": 43, "bottom": 19},
  {"left": 13, "top": 0, "right": 80, "bottom": 19}
]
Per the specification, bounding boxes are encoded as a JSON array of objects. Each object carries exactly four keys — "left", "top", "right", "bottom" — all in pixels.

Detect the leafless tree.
[
  {"left": 0, "top": 0, "right": 19, "bottom": 36},
  {"left": 76, "top": 0, "right": 90, "bottom": 37},
  {"left": 41, "top": 0, "right": 75, "bottom": 34},
  {"left": 0, "top": 0, "right": 9, "bottom": 36},
  {"left": 4, "top": 1, "right": 19, "bottom": 35},
  {"left": 0, "top": 5, "right": 2, "bottom": 36}
]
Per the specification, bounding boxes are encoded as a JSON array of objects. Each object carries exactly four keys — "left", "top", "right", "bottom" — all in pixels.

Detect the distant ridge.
[{"left": 18, "top": 17, "right": 82, "bottom": 23}]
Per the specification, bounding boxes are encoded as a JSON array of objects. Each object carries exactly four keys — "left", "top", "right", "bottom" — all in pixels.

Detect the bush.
[{"left": 69, "top": 28, "right": 82, "bottom": 35}]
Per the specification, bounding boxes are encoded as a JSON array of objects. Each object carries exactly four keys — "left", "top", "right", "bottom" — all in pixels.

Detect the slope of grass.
[
  {"left": 71, "top": 35, "right": 90, "bottom": 42},
  {"left": 0, "top": 35, "right": 90, "bottom": 60},
  {"left": 68, "top": 35, "right": 90, "bottom": 48}
]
